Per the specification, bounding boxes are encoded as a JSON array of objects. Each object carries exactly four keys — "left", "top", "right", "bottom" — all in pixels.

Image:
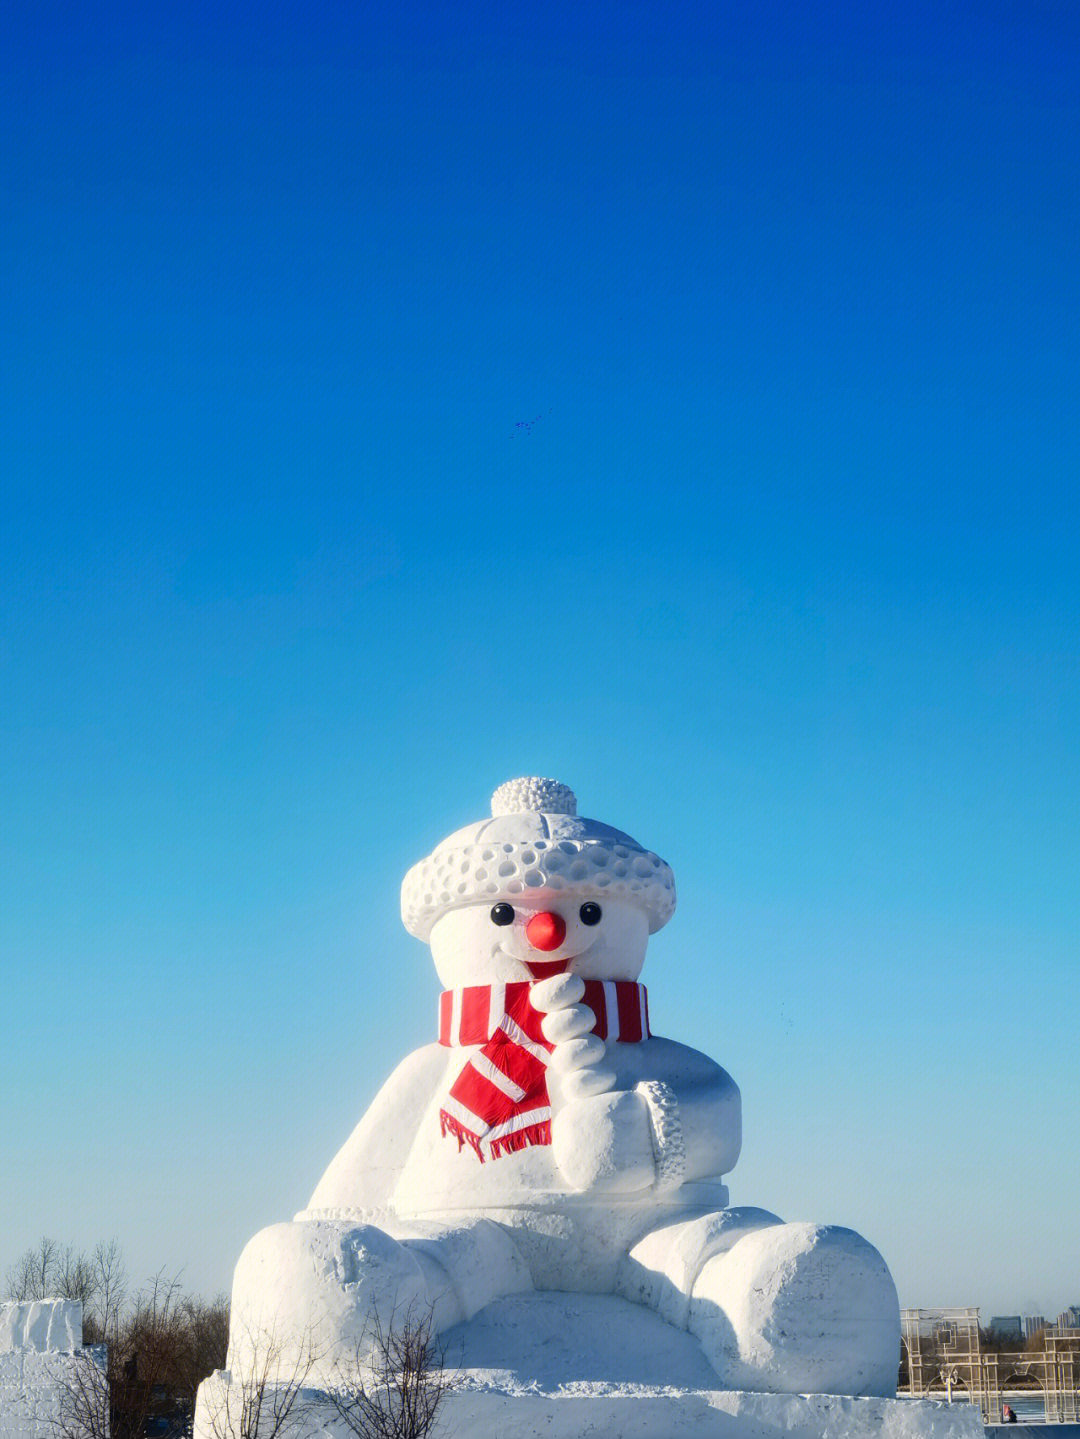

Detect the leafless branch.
[
  {"left": 51, "top": 1346, "right": 110, "bottom": 1439},
  {"left": 6, "top": 1237, "right": 60, "bottom": 1301},
  {"left": 92, "top": 1240, "right": 127, "bottom": 1344},
  {"left": 324, "top": 1305, "right": 451, "bottom": 1439},
  {"left": 200, "top": 1318, "right": 322, "bottom": 1439},
  {"left": 55, "top": 1247, "right": 98, "bottom": 1310}
]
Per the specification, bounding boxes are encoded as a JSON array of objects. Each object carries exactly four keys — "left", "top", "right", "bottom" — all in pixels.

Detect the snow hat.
[{"left": 401, "top": 777, "right": 676, "bottom": 941}]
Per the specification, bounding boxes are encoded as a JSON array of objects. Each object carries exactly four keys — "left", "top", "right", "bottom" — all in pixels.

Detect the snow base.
[
  {"left": 437, "top": 1389, "right": 984, "bottom": 1438},
  {"left": 196, "top": 1375, "right": 981, "bottom": 1439},
  {"left": 436, "top": 1292, "right": 980, "bottom": 1437},
  {"left": 196, "top": 1292, "right": 981, "bottom": 1439}
]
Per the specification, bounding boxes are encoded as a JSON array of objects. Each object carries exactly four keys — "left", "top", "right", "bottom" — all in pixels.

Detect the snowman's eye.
[
  {"left": 579, "top": 903, "right": 602, "bottom": 926},
  {"left": 490, "top": 903, "right": 515, "bottom": 926}
]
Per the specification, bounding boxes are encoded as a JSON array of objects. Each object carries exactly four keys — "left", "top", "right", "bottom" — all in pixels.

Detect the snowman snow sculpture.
[{"left": 225, "top": 778, "right": 900, "bottom": 1399}]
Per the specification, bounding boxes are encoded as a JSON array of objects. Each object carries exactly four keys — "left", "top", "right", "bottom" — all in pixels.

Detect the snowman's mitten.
[
  {"left": 541, "top": 992, "right": 619, "bottom": 1100},
  {"left": 551, "top": 1089, "right": 657, "bottom": 1193}
]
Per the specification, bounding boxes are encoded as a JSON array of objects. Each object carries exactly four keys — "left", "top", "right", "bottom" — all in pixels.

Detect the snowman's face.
[{"left": 428, "top": 892, "right": 650, "bottom": 988}]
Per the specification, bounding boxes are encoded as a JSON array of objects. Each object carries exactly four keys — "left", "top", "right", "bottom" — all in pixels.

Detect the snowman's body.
[
  {"left": 301, "top": 1027, "right": 739, "bottom": 1291},
  {"left": 225, "top": 779, "right": 901, "bottom": 1400}
]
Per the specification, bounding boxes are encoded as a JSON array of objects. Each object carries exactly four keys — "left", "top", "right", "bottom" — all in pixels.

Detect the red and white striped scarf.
[{"left": 437, "top": 980, "right": 650, "bottom": 1162}]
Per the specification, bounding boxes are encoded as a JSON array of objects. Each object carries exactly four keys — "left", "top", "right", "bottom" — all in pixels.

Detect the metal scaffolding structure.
[{"left": 900, "top": 1308, "right": 1080, "bottom": 1423}]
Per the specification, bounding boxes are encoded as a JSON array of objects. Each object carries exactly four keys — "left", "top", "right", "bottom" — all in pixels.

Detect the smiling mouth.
[
  {"left": 523, "top": 957, "right": 571, "bottom": 980},
  {"left": 494, "top": 943, "right": 579, "bottom": 981}
]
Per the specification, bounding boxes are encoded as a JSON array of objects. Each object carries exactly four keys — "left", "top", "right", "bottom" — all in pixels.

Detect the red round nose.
[{"left": 525, "top": 911, "right": 566, "bottom": 952}]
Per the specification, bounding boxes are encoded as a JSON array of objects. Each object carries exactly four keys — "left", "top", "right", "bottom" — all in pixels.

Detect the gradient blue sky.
[{"left": 3, "top": 1, "right": 1077, "bottom": 1318}]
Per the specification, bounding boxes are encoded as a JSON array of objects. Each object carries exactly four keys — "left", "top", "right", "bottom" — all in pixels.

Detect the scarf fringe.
[
  {"left": 439, "top": 1109, "right": 485, "bottom": 1162},
  {"left": 488, "top": 1119, "right": 551, "bottom": 1160},
  {"left": 439, "top": 1110, "right": 552, "bottom": 1163}
]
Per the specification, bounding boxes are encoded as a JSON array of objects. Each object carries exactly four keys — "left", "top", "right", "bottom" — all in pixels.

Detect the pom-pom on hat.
[{"left": 401, "top": 777, "right": 676, "bottom": 941}]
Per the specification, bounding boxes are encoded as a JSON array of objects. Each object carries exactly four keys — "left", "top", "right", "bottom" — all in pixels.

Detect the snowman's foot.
[
  {"left": 687, "top": 1221, "right": 900, "bottom": 1397},
  {"left": 227, "top": 1219, "right": 460, "bottom": 1386},
  {"left": 617, "top": 1206, "right": 783, "bottom": 1329},
  {"left": 396, "top": 1216, "right": 532, "bottom": 1324}
]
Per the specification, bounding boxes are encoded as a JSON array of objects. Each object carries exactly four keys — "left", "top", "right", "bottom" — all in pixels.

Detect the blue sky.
[{"left": 2, "top": 1, "right": 1077, "bottom": 1317}]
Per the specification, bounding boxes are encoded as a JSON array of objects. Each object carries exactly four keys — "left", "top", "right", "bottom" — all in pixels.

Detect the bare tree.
[
  {"left": 52, "top": 1270, "right": 187, "bottom": 1439},
  {"left": 55, "top": 1246, "right": 98, "bottom": 1312},
  {"left": 91, "top": 1240, "right": 127, "bottom": 1345},
  {"left": 113, "top": 1271, "right": 187, "bottom": 1439},
  {"left": 6, "top": 1237, "right": 106, "bottom": 1337},
  {"left": 5, "top": 1237, "right": 130, "bottom": 1346},
  {"left": 50, "top": 1267, "right": 229, "bottom": 1439},
  {"left": 6, "top": 1236, "right": 60, "bottom": 1300},
  {"left": 325, "top": 1307, "right": 451, "bottom": 1439},
  {"left": 199, "top": 1319, "right": 322, "bottom": 1439},
  {"left": 53, "top": 1346, "right": 110, "bottom": 1439},
  {"left": 173, "top": 1293, "right": 230, "bottom": 1414}
]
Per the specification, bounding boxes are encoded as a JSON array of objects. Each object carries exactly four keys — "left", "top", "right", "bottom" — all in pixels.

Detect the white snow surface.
[
  {"left": 198, "top": 1377, "right": 983, "bottom": 1439},
  {"left": 199, "top": 1292, "right": 980, "bottom": 1439},
  {"left": 428, "top": 1386, "right": 985, "bottom": 1438},
  {"left": 434, "top": 1292, "right": 980, "bottom": 1434},
  {"left": 201, "top": 1288, "right": 966, "bottom": 1439},
  {"left": 443, "top": 1289, "right": 733, "bottom": 1392},
  {"left": 0, "top": 1302, "right": 81, "bottom": 1354},
  {"left": 0, "top": 1301, "right": 100, "bottom": 1439},
  {"left": 198, "top": 1291, "right": 980, "bottom": 1439}
]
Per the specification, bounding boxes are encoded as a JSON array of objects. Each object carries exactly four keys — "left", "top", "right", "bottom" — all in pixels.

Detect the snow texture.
[
  {"left": 0, "top": 1302, "right": 81, "bottom": 1355},
  {"left": 491, "top": 776, "right": 577, "bottom": 815},
  {"left": 198, "top": 1291, "right": 980, "bottom": 1439},
  {"left": 0, "top": 1301, "right": 101, "bottom": 1439},
  {"left": 429, "top": 1386, "right": 986, "bottom": 1438},
  {"left": 401, "top": 778, "right": 676, "bottom": 939},
  {"left": 198, "top": 1293, "right": 983, "bottom": 1439},
  {"left": 431, "top": 1292, "right": 983, "bottom": 1434}
]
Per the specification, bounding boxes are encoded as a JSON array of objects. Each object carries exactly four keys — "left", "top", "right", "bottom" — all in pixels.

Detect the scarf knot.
[{"left": 437, "top": 980, "right": 649, "bottom": 1162}]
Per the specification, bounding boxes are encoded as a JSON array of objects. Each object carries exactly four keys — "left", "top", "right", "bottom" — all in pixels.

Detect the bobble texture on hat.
[
  {"left": 491, "top": 776, "right": 577, "bottom": 817},
  {"left": 400, "top": 777, "right": 676, "bottom": 941}
]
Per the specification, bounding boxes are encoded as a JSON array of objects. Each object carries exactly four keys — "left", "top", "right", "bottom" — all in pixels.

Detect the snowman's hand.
[
  {"left": 529, "top": 973, "right": 585, "bottom": 1013},
  {"left": 539, "top": 1003, "right": 595, "bottom": 1043},
  {"left": 543, "top": 1009, "right": 618, "bottom": 1099},
  {"left": 551, "top": 1090, "right": 656, "bottom": 1194},
  {"left": 532, "top": 975, "right": 617, "bottom": 1099}
]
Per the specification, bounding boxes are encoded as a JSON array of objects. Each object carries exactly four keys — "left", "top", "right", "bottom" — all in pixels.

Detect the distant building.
[
  {"left": 1058, "top": 1308, "right": 1080, "bottom": 1332},
  {"left": 989, "top": 1316, "right": 1024, "bottom": 1341},
  {"left": 1025, "top": 1315, "right": 1049, "bottom": 1339}
]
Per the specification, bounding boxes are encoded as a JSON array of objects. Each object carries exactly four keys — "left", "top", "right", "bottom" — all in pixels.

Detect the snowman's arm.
[
  {"left": 552, "top": 1036, "right": 742, "bottom": 1194},
  {"left": 306, "top": 1045, "right": 448, "bottom": 1213},
  {"left": 635, "top": 1038, "right": 742, "bottom": 1184}
]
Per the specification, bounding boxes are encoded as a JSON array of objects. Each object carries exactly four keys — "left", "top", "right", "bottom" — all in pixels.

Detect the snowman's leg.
[
  {"left": 687, "top": 1221, "right": 900, "bottom": 1396},
  {"left": 394, "top": 1215, "right": 533, "bottom": 1323},
  {"left": 227, "top": 1218, "right": 463, "bottom": 1387},
  {"left": 616, "top": 1207, "right": 782, "bottom": 1330}
]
